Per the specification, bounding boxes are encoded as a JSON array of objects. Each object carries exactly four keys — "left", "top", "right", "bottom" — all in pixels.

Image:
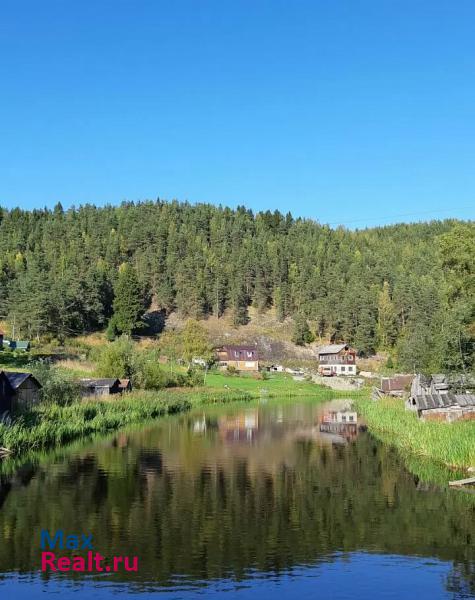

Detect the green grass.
[
  {"left": 0, "top": 351, "right": 32, "bottom": 372},
  {"left": 0, "top": 369, "right": 362, "bottom": 460},
  {"left": 205, "top": 371, "right": 356, "bottom": 398},
  {"left": 0, "top": 388, "right": 253, "bottom": 457},
  {"left": 357, "top": 396, "right": 475, "bottom": 471}
]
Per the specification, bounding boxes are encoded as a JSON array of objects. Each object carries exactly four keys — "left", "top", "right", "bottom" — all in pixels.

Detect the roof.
[
  {"left": 412, "top": 393, "right": 475, "bottom": 411},
  {"left": 79, "top": 378, "right": 121, "bottom": 389},
  {"left": 217, "top": 345, "right": 259, "bottom": 360},
  {"left": 0, "top": 371, "right": 13, "bottom": 390},
  {"left": 381, "top": 375, "right": 414, "bottom": 393},
  {"left": 218, "top": 345, "right": 257, "bottom": 351},
  {"left": 318, "top": 344, "right": 350, "bottom": 355},
  {"left": 15, "top": 341, "right": 30, "bottom": 349},
  {"left": 2, "top": 371, "right": 42, "bottom": 390}
]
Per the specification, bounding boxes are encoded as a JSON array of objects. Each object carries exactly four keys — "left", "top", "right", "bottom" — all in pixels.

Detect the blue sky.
[{"left": 1, "top": 0, "right": 474, "bottom": 227}]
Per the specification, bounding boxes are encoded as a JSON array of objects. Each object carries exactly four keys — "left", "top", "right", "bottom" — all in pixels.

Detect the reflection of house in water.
[
  {"left": 193, "top": 415, "right": 207, "bottom": 434},
  {"left": 218, "top": 410, "right": 259, "bottom": 443},
  {"left": 319, "top": 410, "right": 359, "bottom": 443}
]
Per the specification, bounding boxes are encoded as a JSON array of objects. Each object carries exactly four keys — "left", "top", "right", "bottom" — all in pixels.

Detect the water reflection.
[{"left": 0, "top": 398, "right": 473, "bottom": 599}]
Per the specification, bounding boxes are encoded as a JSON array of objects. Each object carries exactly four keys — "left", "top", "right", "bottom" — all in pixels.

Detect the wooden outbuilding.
[
  {"left": 119, "top": 379, "right": 132, "bottom": 393},
  {"left": 379, "top": 374, "right": 414, "bottom": 397},
  {"left": 0, "top": 371, "right": 42, "bottom": 414},
  {"left": 79, "top": 378, "right": 123, "bottom": 398},
  {"left": 407, "top": 374, "right": 475, "bottom": 422}
]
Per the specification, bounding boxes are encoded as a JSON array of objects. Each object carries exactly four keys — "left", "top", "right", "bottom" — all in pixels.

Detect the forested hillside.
[{"left": 0, "top": 201, "right": 473, "bottom": 372}]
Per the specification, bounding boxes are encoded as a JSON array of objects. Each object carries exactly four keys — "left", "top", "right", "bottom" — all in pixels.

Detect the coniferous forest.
[{"left": 0, "top": 200, "right": 473, "bottom": 373}]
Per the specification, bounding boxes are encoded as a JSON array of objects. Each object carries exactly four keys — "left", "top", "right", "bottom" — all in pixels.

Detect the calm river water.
[{"left": 0, "top": 398, "right": 473, "bottom": 599}]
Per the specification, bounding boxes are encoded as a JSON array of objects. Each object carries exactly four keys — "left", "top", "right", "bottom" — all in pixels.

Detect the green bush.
[
  {"left": 95, "top": 336, "right": 136, "bottom": 378},
  {"left": 31, "top": 362, "right": 81, "bottom": 406},
  {"left": 186, "top": 368, "right": 205, "bottom": 387},
  {"left": 95, "top": 338, "right": 206, "bottom": 391}
]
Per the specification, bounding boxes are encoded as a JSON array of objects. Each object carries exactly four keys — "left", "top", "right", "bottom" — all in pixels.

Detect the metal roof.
[
  {"left": 413, "top": 393, "right": 475, "bottom": 411},
  {"left": 318, "top": 344, "right": 349, "bottom": 355},
  {"left": 79, "top": 378, "right": 121, "bottom": 388},
  {"left": 381, "top": 375, "right": 414, "bottom": 393}
]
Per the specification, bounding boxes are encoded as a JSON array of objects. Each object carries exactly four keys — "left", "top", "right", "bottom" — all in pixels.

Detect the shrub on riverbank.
[
  {"left": 357, "top": 397, "right": 475, "bottom": 470},
  {"left": 94, "top": 337, "right": 205, "bottom": 389},
  {"left": 0, "top": 388, "right": 253, "bottom": 456},
  {"left": 31, "top": 361, "right": 81, "bottom": 406}
]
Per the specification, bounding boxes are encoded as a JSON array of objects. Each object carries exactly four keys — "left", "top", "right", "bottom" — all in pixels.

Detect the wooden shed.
[
  {"left": 119, "top": 379, "right": 132, "bottom": 393},
  {"left": 408, "top": 392, "right": 475, "bottom": 422},
  {"left": 408, "top": 374, "right": 475, "bottom": 422},
  {"left": 379, "top": 374, "right": 414, "bottom": 397},
  {"left": 79, "top": 378, "right": 123, "bottom": 398},
  {"left": 0, "top": 372, "right": 14, "bottom": 414},
  {"left": 0, "top": 371, "right": 42, "bottom": 413}
]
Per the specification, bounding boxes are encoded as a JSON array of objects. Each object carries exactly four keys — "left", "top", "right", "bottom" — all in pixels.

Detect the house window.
[
  {"left": 247, "top": 351, "right": 253, "bottom": 358},
  {"left": 341, "top": 366, "right": 345, "bottom": 371},
  {"left": 234, "top": 351, "right": 239, "bottom": 358}
]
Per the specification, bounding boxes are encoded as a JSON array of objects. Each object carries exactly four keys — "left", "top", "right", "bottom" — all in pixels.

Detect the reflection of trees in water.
[
  {"left": 447, "top": 562, "right": 475, "bottom": 597},
  {"left": 0, "top": 427, "right": 473, "bottom": 593}
]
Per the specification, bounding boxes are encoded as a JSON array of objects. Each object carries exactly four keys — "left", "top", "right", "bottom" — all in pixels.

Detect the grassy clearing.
[
  {"left": 357, "top": 396, "right": 475, "bottom": 471},
  {"left": 204, "top": 371, "right": 359, "bottom": 398},
  {"left": 55, "top": 358, "right": 96, "bottom": 378},
  {"left": 0, "top": 388, "right": 253, "bottom": 457}
]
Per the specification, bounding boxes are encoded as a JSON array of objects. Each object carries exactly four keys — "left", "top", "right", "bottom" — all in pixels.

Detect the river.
[{"left": 0, "top": 397, "right": 473, "bottom": 599}]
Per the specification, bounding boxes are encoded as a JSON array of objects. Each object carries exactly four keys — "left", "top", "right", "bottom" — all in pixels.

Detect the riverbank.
[
  {"left": 0, "top": 376, "right": 354, "bottom": 458},
  {"left": 357, "top": 396, "right": 475, "bottom": 471},
  {"left": 0, "top": 388, "right": 253, "bottom": 457}
]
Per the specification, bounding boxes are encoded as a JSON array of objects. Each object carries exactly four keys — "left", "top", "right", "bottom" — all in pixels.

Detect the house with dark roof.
[
  {"left": 216, "top": 345, "right": 259, "bottom": 372},
  {"left": 317, "top": 344, "right": 356, "bottom": 376},
  {"left": 0, "top": 371, "right": 42, "bottom": 414},
  {"left": 379, "top": 374, "right": 414, "bottom": 397},
  {"left": 79, "top": 378, "right": 123, "bottom": 398},
  {"left": 407, "top": 374, "right": 475, "bottom": 422}
]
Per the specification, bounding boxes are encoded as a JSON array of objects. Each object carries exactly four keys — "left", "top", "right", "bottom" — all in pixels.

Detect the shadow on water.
[{"left": 0, "top": 397, "right": 473, "bottom": 598}]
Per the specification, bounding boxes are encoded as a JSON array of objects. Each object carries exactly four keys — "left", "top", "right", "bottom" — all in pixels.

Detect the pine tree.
[
  {"left": 377, "top": 281, "right": 398, "bottom": 350},
  {"left": 111, "top": 263, "right": 145, "bottom": 335},
  {"left": 230, "top": 281, "right": 249, "bottom": 326},
  {"left": 292, "top": 314, "right": 314, "bottom": 346}
]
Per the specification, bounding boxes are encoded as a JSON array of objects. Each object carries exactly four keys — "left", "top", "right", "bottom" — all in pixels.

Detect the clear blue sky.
[{"left": 1, "top": 0, "right": 474, "bottom": 227}]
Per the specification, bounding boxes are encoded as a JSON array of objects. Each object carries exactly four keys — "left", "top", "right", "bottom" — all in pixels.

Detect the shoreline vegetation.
[
  {"left": 357, "top": 396, "right": 475, "bottom": 472},
  {"left": 0, "top": 389, "right": 244, "bottom": 457},
  {"left": 0, "top": 376, "right": 355, "bottom": 459},
  {"left": 0, "top": 334, "right": 473, "bottom": 483},
  {"left": 0, "top": 370, "right": 474, "bottom": 489}
]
